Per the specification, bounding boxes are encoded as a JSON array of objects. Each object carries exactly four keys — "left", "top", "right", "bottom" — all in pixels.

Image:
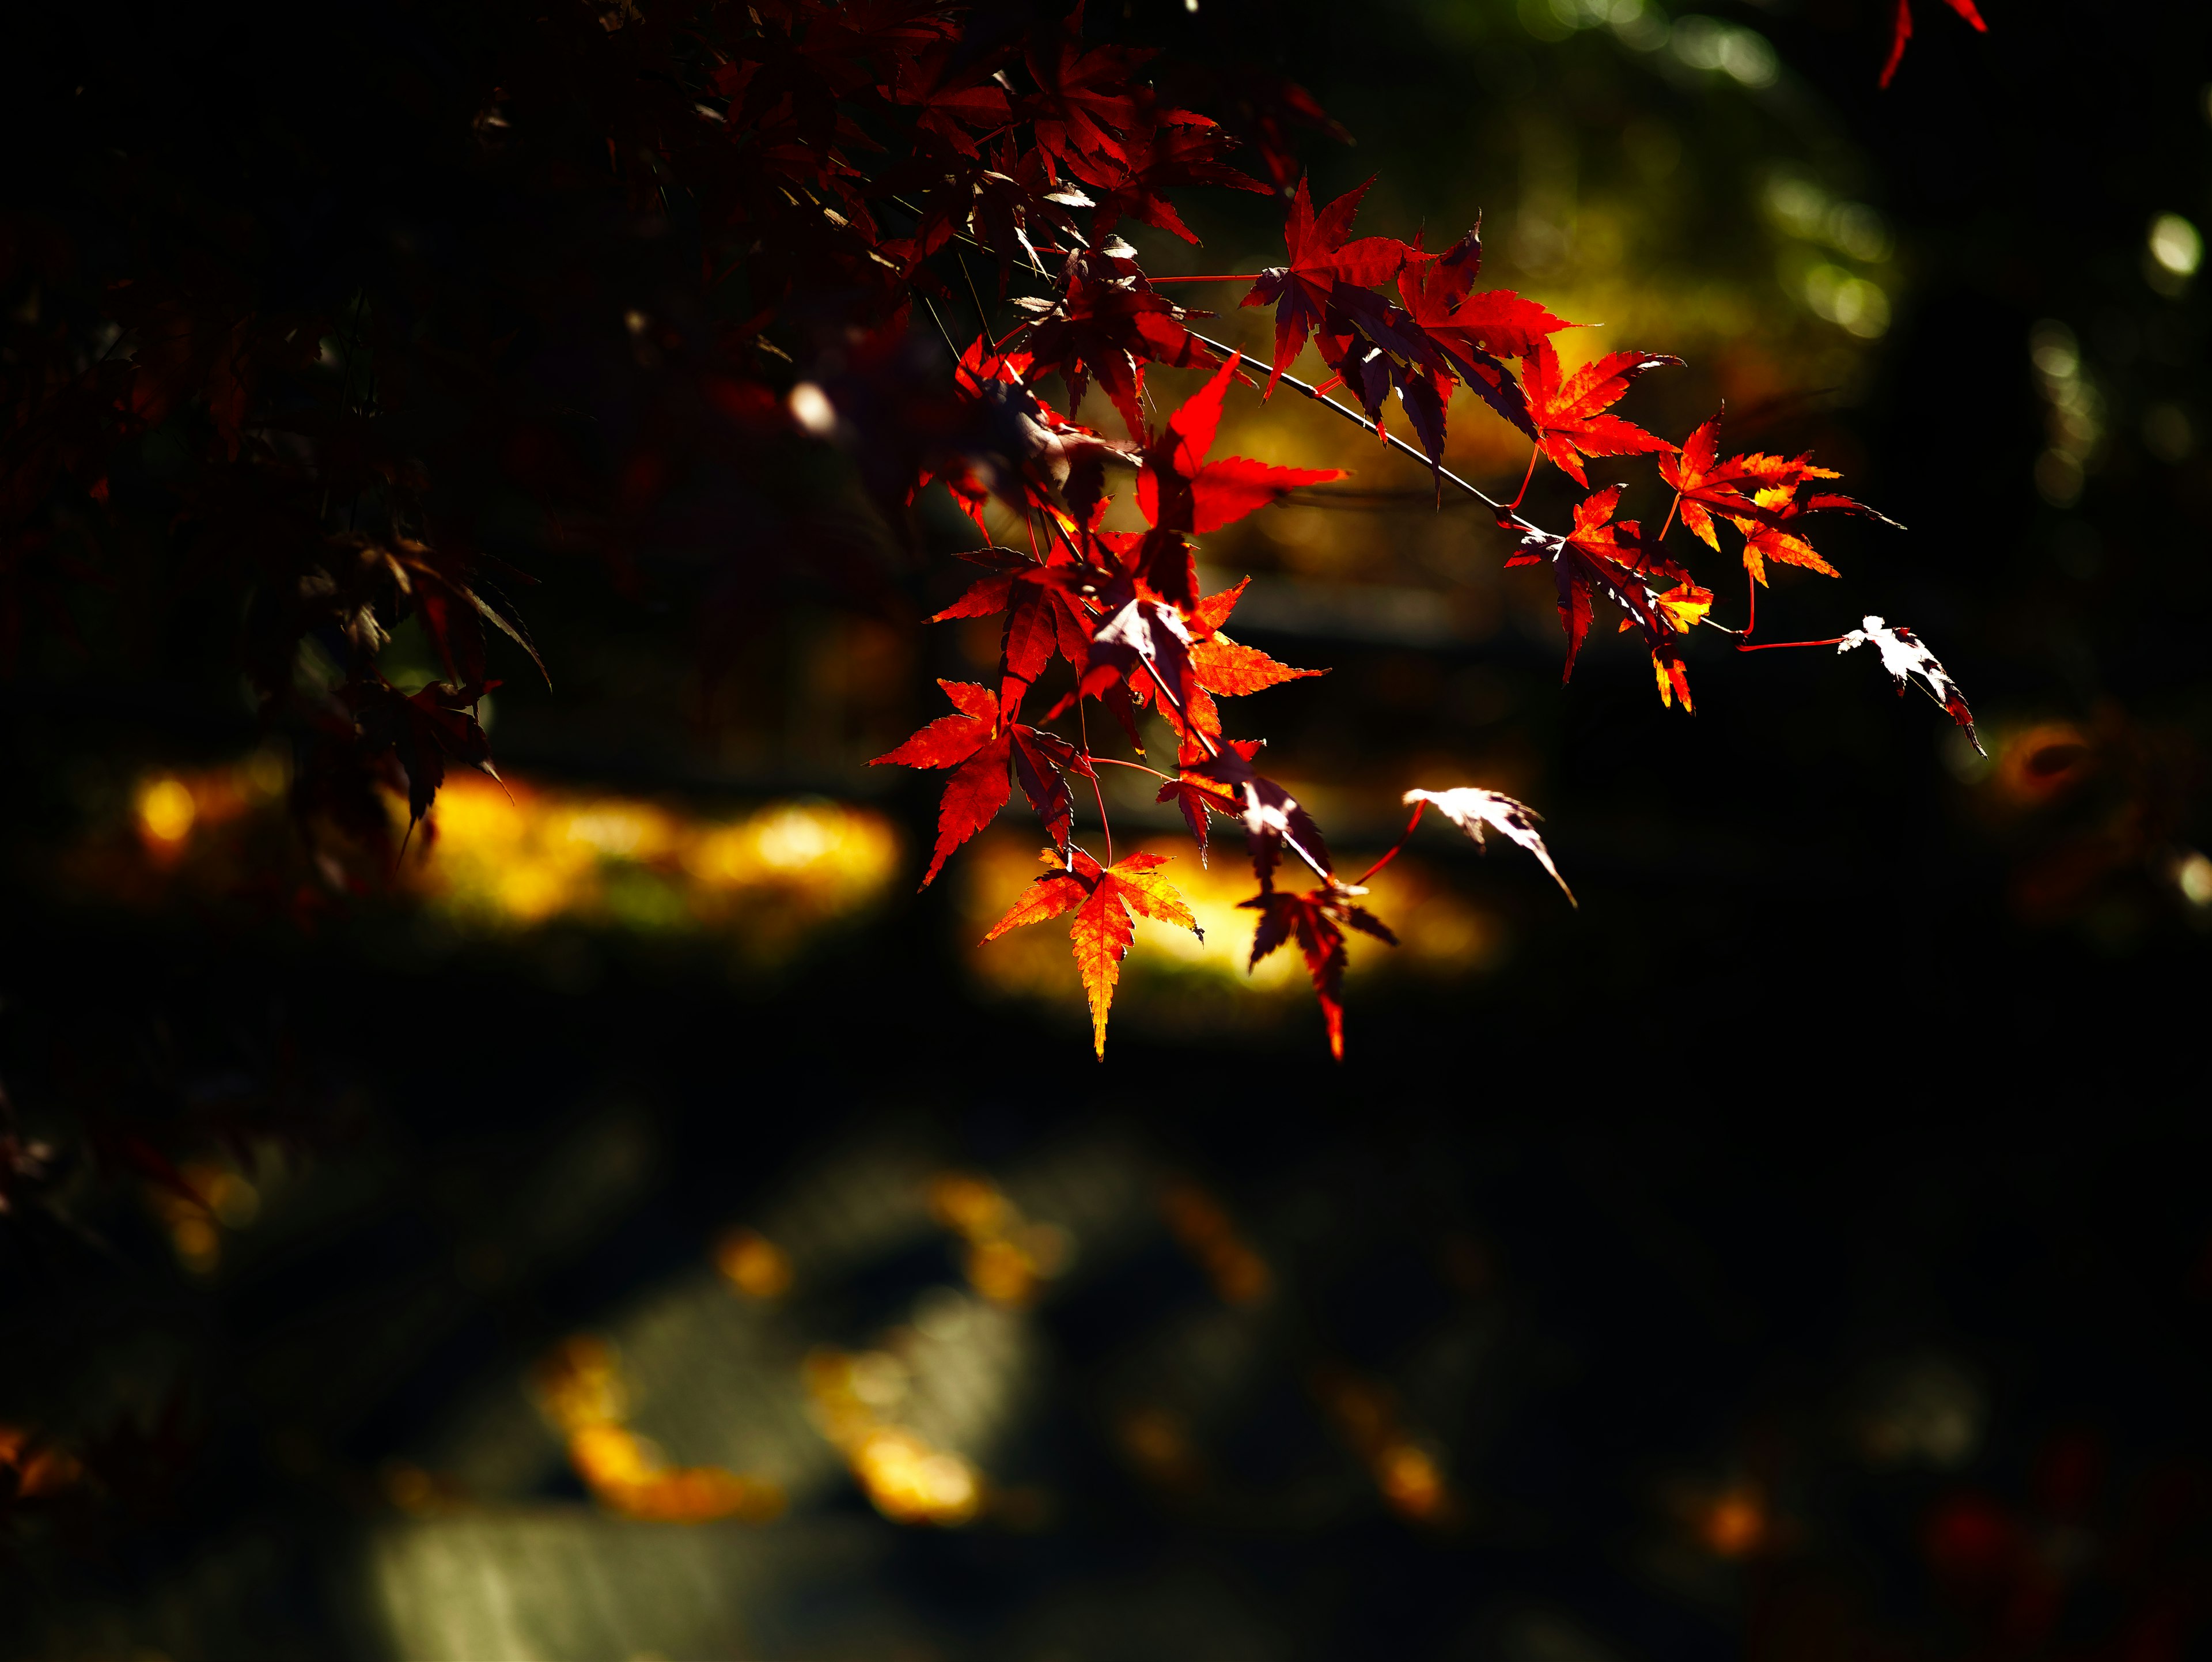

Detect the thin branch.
[
  {"left": 1181, "top": 329, "right": 1531, "bottom": 530},
  {"left": 1146, "top": 274, "right": 1264, "bottom": 285}
]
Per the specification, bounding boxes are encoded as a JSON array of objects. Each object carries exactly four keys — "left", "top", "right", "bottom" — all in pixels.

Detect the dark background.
[{"left": 3, "top": 0, "right": 2209, "bottom": 1656}]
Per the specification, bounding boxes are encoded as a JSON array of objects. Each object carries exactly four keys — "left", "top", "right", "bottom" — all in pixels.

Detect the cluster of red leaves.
[
  {"left": 865, "top": 100, "right": 1980, "bottom": 1056},
  {"left": 2, "top": 0, "right": 1981, "bottom": 1062}
]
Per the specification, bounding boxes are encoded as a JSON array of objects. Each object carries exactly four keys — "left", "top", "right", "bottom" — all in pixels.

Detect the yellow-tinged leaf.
[
  {"left": 1071, "top": 880, "right": 1136, "bottom": 1058},
  {"left": 983, "top": 873, "right": 1088, "bottom": 942},
  {"left": 1654, "top": 581, "right": 1714, "bottom": 633},
  {"left": 1107, "top": 866, "right": 1199, "bottom": 936}
]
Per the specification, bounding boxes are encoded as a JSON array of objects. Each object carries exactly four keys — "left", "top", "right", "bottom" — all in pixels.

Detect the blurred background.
[{"left": 5, "top": 0, "right": 2212, "bottom": 1656}]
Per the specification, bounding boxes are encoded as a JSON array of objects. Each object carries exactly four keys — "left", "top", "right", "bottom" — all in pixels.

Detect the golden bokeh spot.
[
  {"left": 801, "top": 1347, "right": 985, "bottom": 1527},
  {"left": 135, "top": 777, "right": 197, "bottom": 846},
  {"left": 1160, "top": 1180, "right": 1272, "bottom": 1306},
  {"left": 532, "top": 1334, "right": 783, "bottom": 1524},
  {"left": 714, "top": 1228, "right": 794, "bottom": 1300},
  {"left": 928, "top": 1172, "right": 1068, "bottom": 1308},
  {"left": 1377, "top": 1441, "right": 1448, "bottom": 1521},
  {"left": 1313, "top": 1365, "right": 1459, "bottom": 1527}
]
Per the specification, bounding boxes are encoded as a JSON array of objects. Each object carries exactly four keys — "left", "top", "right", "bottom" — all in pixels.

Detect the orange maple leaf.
[{"left": 983, "top": 848, "right": 1201, "bottom": 1058}]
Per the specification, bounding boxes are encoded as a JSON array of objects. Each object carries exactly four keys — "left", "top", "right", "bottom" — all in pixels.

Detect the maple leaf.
[
  {"left": 1733, "top": 483, "right": 1902, "bottom": 584},
  {"left": 930, "top": 543, "right": 1098, "bottom": 715},
  {"left": 983, "top": 847, "right": 1201, "bottom": 1057},
  {"left": 870, "top": 680, "right": 1090, "bottom": 884},
  {"left": 1185, "top": 577, "right": 1324, "bottom": 698},
  {"left": 1241, "top": 176, "right": 1412, "bottom": 394},
  {"left": 1836, "top": 616, "right": 1982, "bottom": 753},
  {"left": 1659, "top": 414, "right": 1899, "bottom": 585},
  {"left": 1024, "top": 5, "right": 1155, "bottom": 177},
  {"left": 889, "top": 41, "right": 1014, "bottom": 158},
  {"left": 349, "top": 678, "right": 502, "bottom": 828},
  {"left": 1506, "top": 487, "right": 1709, "bottom": 709},
  {"left": 1016, "top": 250, "right": 1216, "bottom": 438},
  {"left": 1195, "top": 738, "right": 1332, "bottom": 891},
  {"left": 1390, "top": 229, "right": 1569, "bottom": 438},
  {"left": 1243, "top": 883, "right": 1395, "bottom": 1061},
  {"left": 1521, "top": 337, "right": 1681, "bottom": 487},
  {"left": 1071, "top": 115, "right": 1270, "bottom": 244},
  {"left": 1402, "top": 788, "right": 1575, "bottom": 904},
  {"left": 1658, "top": 413, "right": 1816, "bottom": 552},
  {"left": 1133, "top": 353, "right": 1344, "bottom": 603},
  {"left": 1881, "top": 0, "right": 1988, "bottom": 88},
  {"left": 1154, "top": 767, "right": 1240, "bottom": 857}
]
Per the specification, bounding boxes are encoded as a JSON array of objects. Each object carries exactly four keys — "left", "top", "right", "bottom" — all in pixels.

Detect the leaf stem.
[
  {"left": 1078, "top": 700, "right": 1112, "bottom": 867},
  {"left": 1352, "top": 800, "right": 1426, "bottom": 887},
  {"left": 1092, "top": 756, "right": 1177, "bottom": 783},
  {"left": 1146, "top": 274, "right": 1264, "bottom": 285},
  {"left": 1506, "top": 448, "right": 1540, "bottom": 513},
  {"left": 1735, "top": 634, "right": 1846, "bottom": 652}
]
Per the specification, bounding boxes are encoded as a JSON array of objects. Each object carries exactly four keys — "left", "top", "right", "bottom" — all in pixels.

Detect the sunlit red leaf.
[
  {"left": 1402, "top": 787, "right": 1575, "bottom": 903},
  {"left": 1522, "top": 338, "right": 1681, "bottom": 487},
  {"left": 1836, "top": 615, "right": 1982, "bottom": 752}
]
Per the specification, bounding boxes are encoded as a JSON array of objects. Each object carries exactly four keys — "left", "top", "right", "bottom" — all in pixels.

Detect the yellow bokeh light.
[
  {"left": 532, "top": 1335, "right": 783, "bottom": 1525},
  {"left": 403, "top": 774, "right": 898, "bottom": 944},
  {"left": 802, "top": 1347, "right": 987, "bottom": 1526},
  {"left": 928, "top": 1172, "right": 1068, "bottom": 1307},
  {"left": 714, "top": 1228, "right": 794, "bottom": 1300},
  {"left": 136, "top": 777, "right": 197, "bottom": 845}
]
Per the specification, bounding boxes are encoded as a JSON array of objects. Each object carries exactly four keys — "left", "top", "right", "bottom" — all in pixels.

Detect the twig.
[{"left": 1181, "top": 330, "right": 1530, "bottom": 530}]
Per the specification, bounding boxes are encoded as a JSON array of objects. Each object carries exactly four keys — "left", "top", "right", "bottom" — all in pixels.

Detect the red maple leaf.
[
  {"left": 1660, "top": 414, "right": 1900, "bottom": 585},
  {"left": 1024, "top": 5, "right": 1154, "bottom": 177},
  {"left": 888, "top": 40, "right": 1013, "bottom": 157},
  {"left": 1391, "top": 228, "right": 1569, "bottom": 438},
  {"left": 1506, "top": 486, "right": 1707, "bottom": 709},
  {"left": 1016, "top": 250, "right": 1216, "bottom": 438},
  {"left": 1881, "top": 0, "right": 1988, "bottom": 88},
  {"left": 930, "top": 543, "right": 1099, "bottom": 718},
  {"left": 1521, "top": 337, "right": 1681, "bottom": 488},
  {"left": 1240, "top": 176, "right": 1412, "bottom": 394},
  {"left": 1243, "top": 883, "right": 1395, "bottom": 1061},
  {"left": 983, "top": 846, "right": 1201, "bottom": 1056},
  {"left": 1132, "top": 353, "right": 1343, "bottom": 605},
  {"left": 1070, "top": 114, "right": 1270, "bottom": 244},
  {"left": 1186, "top": 575, "right": 1323, "bottom": 696},
  {"left": 870, "top": 679, "right": 1090, "bottom": 884}
]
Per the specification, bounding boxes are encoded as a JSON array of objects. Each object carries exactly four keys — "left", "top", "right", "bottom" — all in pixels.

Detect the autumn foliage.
[{"left": 2, "top": 0, "right": 1983, "bottom": 1062}]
